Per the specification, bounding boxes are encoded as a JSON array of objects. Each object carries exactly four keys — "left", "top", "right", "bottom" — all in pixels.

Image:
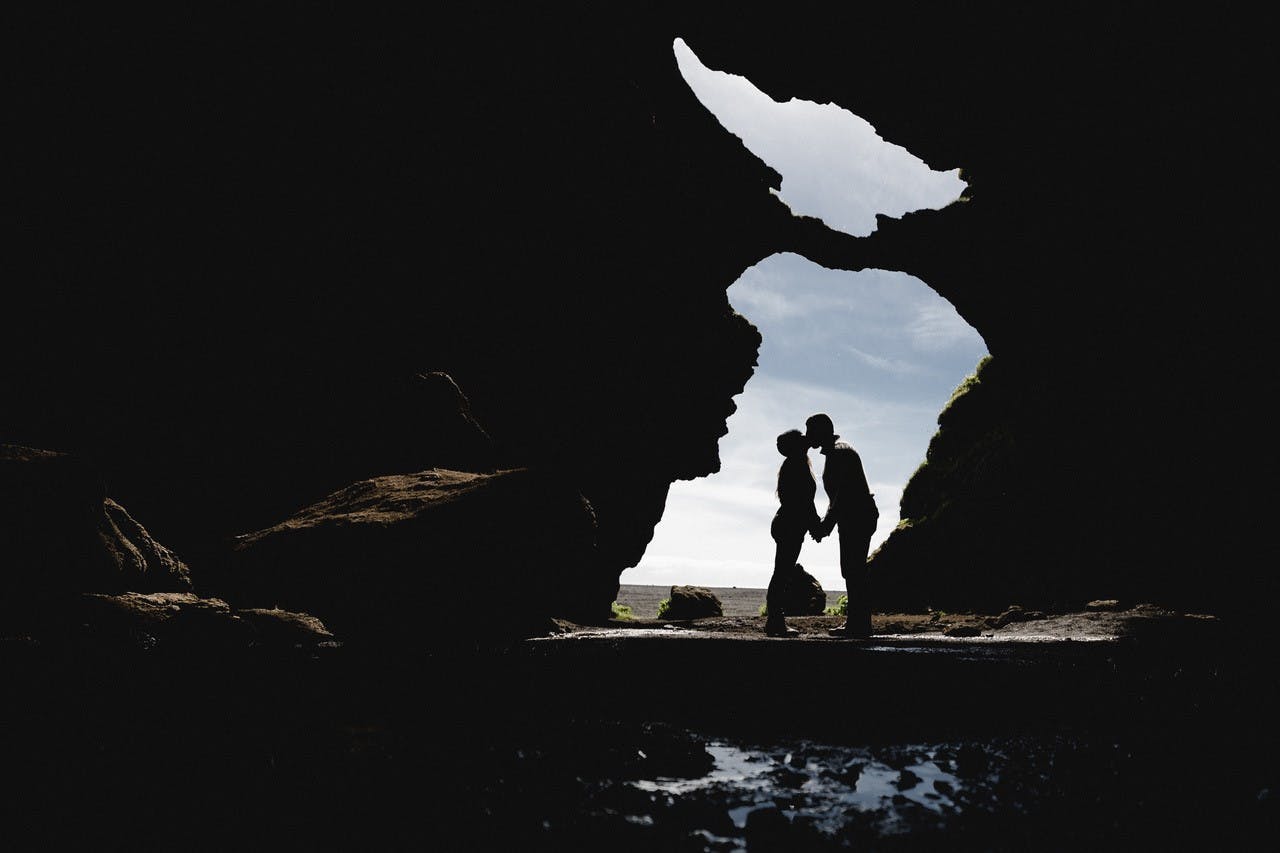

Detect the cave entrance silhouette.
[
  {"left": 634, "top": 254, "right": 987, "bottom": 593},
  {"left": 625, "top": 40, "right": 984, "bottom": 594}
]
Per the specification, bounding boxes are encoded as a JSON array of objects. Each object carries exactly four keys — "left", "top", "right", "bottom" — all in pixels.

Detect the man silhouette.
[{"left": 805, "top": 413, "right": 879, "bottom": 638}]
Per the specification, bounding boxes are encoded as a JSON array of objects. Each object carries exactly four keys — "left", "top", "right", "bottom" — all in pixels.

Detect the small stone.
[
  {"left": 838, "top": 761, "right": 865, "bottom": 784},
  {"left": 744, "top": 805, "right": 789, "bottom": 840},
  {"left": 896, "top": 769, "right": 922, "bottom": 790},
  {"left": 956, "top": 744, "right": 989, "bottom": 776},
  {"left": 1085, "top": 599, "right": 1123, "bottom": 611},
  {"left": 774, "top": 767, "right": 808, "bottom": 789}
]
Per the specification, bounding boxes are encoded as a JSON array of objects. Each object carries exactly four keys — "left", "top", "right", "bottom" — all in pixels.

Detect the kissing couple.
[{"left": 764, "top": 413, "right": 879, "bottom": 638}]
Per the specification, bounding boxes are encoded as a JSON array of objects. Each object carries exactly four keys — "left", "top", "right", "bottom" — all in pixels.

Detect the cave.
[
  {"left": 633, "top": 41, "right": 989, "bottom": 594},
  {"left": 10, "top": 8, "right": 1272, "bottom": 620},
  {"left": 11, "top": 8, "right": 1271, "bottom": 621},
  {"left": 7, "top": 6, "right": 1278, "bottom": 849}
]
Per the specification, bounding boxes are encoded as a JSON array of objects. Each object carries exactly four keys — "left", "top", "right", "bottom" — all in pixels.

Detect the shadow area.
[{"left": 3, "top": 623, "right": 1276, "bottom": 851}]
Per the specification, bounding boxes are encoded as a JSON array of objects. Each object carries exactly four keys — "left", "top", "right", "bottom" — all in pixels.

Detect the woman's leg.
[{"left": 766, "top": 526, "right": 804, "bottom": 628}]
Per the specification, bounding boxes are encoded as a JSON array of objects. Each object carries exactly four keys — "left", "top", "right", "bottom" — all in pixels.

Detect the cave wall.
[
  {"left": 677, "top": 7, "right": 1275, "bottom": 616},
  {"left": 9, "top": 6, "right": 1275, "bottom": 617},
  {"left": 9, "top": 7, "right": 781, "bottom": 592}
]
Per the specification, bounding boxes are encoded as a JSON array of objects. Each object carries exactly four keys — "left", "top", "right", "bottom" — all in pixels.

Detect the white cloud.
[
  {"left": 909, "top": 302, "right": 981, "bottom": 352},
  {"left": 841, "top": 344, "right": 928, "bottom": 376},
  {"left": 728, "top": 278, "right": 805, "bottom": 322}
]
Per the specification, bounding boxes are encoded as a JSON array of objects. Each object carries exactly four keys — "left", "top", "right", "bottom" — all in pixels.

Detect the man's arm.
[
  {"left": 811, "top": 508, "right": 830, "bottom": 540},
  {"left": 819, "top": 447, "right": 871, "bottom": 535},
  {"left": 816, "top": 451, "right": 844, "bottom": 537}
]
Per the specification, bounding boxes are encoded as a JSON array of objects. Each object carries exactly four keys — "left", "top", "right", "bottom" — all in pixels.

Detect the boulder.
[
  {"left": 58, "top": 592, "right": 249, "bottom": 649},
  {"left": 776, "top": 563, "right": 826, "bottom": 616},
  {"left": 101, "top": 498, "right": 191, "bottom": 590},
  {"left": 1086, "top": 599, "right": 1124, "bottom": 612},
  {"left": 237, "top": 607, "right": 336, "bottom": 647},
  {"left": 27, "top": 592, "right": 336, "bottom": 652},
  {"left": 213, "top": 467, "right": 599, "bottom": 643},
  {"left": 990, "top": 605, "right": 1046, "bottom": 628},
  {"left": 0, "top": 445, "right": 190, "bottom": 624},
  {"left": 660, "top": 585, "right": 722, "bottom": 620},
  {"left": 745, "top": 805, "right": 791, "bottom": 848}
]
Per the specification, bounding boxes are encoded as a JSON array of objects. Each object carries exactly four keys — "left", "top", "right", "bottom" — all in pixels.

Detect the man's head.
[{"left": 804, "top": 413, "right": 837, "bottom": 449}]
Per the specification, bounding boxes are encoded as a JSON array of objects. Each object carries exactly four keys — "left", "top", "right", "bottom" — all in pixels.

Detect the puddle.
[
  {"left": 533, "top": 630, "right": 1121, "bottom": 645},
  {"left": 632, "top": 743, "right": 774, "bottom": 796},
  {"left": 625, "top": 739, "right": 965, "bottom": 841}
]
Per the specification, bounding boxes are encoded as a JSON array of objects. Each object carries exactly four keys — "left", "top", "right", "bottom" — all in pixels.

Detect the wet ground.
[
  {"left": 462, "top": 615, "right": 1278, "bottom": 850},
  {"left": 4, "top": 610, "right": 1277, "bottom": 850}
]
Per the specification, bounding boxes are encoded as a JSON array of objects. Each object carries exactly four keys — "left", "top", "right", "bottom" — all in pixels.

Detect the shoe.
[
  {"left": 765, "top": 625, "right": 801, "bottom": 637},
  {"left": 828, "top": 624, "right": 870, "bottom": 639}
]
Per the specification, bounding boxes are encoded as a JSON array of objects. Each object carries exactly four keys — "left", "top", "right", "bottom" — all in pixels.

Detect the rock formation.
[
  {"left": 8, "top": 7, "right": 1276, "bottom": 624},
  {"left": 775, "top": 565, "right": 827, "bottom": 617},
  {"left": 1, "top": 445, "right": 191, "bottom": 622},
  {"left": 214, "top": 468, "right": 600, "bottom": 642},
  {"left": 661, "top": 586, "right": 723, "bottom": 620}
]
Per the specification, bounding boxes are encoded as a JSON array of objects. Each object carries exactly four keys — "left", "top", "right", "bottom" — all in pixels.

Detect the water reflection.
[{"left": 629, "top": 739, "right": 964, "bottom": 841}]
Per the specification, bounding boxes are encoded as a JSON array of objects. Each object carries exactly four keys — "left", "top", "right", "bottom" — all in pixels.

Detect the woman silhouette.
[{"left": 765, "top": 429, "right": 822, "bottom": 636}]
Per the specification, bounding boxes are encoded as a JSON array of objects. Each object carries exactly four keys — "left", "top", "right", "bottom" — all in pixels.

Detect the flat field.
[{"left": 615, "top": 583, "right": 846, "bottom": 619}]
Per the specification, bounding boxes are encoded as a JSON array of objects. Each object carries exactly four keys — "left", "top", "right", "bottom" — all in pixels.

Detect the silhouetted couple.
[{"left": 765, "top": 413, "right": 879, "bottom": 638}]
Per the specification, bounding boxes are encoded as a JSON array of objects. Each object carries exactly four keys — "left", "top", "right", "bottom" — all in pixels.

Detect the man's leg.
[{"left": 838, "top": 524, "right": 873, "bottom": 637}]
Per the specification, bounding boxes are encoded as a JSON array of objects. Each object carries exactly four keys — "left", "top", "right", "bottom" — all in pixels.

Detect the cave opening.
[{"left": 628, "top": 40, "right": 985, "bottom": 594}]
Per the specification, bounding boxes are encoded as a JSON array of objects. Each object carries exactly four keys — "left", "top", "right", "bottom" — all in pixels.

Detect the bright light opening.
[{"left": 627, "top": 41, "right": 987, "bottom": 592}]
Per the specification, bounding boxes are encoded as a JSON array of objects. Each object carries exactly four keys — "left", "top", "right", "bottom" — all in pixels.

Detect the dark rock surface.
[
  {"left": 988, "top": 606, "right": 1045, "bottom": 629},
  {"left": 0, "top": 446, "right": 191, "bottom": 618},
  {"left": 236, "top": 607, "right": 336, "bottom": 647},
  {"left": 214, "top": 467, "right": 600, "bottom": 642},
  {"left": 776, "top": 564, "right": 828, "bottom": 616},
  {"left": 7, "top": 7, "right": 1277, "bottom": 624},
  {"left": 1, "top": 591, "right": 1275, "bottom": 850},
  {"left": 16, "top": 591, "right": 336, "bottom": 653},
  {"left": 662, "top": 585, "right": 724, "bottom": 620},
  {"left": 1086, "top": 599, "right": 1124, "bottom": 612},
  {"left": 68, "top": 591, "right": 253, "bottom": 649}
]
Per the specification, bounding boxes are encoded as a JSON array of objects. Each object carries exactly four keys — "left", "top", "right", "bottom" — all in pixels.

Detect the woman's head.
[{"left": 776, "top": 429, "right": 807, "bottom": 458}]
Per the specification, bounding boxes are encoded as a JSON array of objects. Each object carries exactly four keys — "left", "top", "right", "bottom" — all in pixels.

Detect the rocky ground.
[
  {"left": 3, "top": 595, "right": 1275, "bottom": 851},
  {"left": 494, "top": 607, "right": 1274, "bottom": 850},
  {"left": 569, "top": 597, "right": 1222, "bottom": 644}
]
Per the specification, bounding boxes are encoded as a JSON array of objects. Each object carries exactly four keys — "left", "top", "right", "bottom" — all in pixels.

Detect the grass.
[
  {"left": 939, "top": 354, "right": 992, "bottom": 418},
  {"left": 611, "top": 602, "right": 634, "bottom": 620},
  {"left": 763, "top": 596, "right": 845, "bottom": 617},
  {"left": 656, "top": 597, "right": 672, "bottom": 619}
]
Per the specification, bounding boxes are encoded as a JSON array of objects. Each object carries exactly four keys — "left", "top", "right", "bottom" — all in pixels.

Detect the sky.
[
  {"left": 624, "top": 40, "right": 986, "bottom": 592},
  {"left": 670, "top": 38, "right": 966, "bottom": 237}
]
